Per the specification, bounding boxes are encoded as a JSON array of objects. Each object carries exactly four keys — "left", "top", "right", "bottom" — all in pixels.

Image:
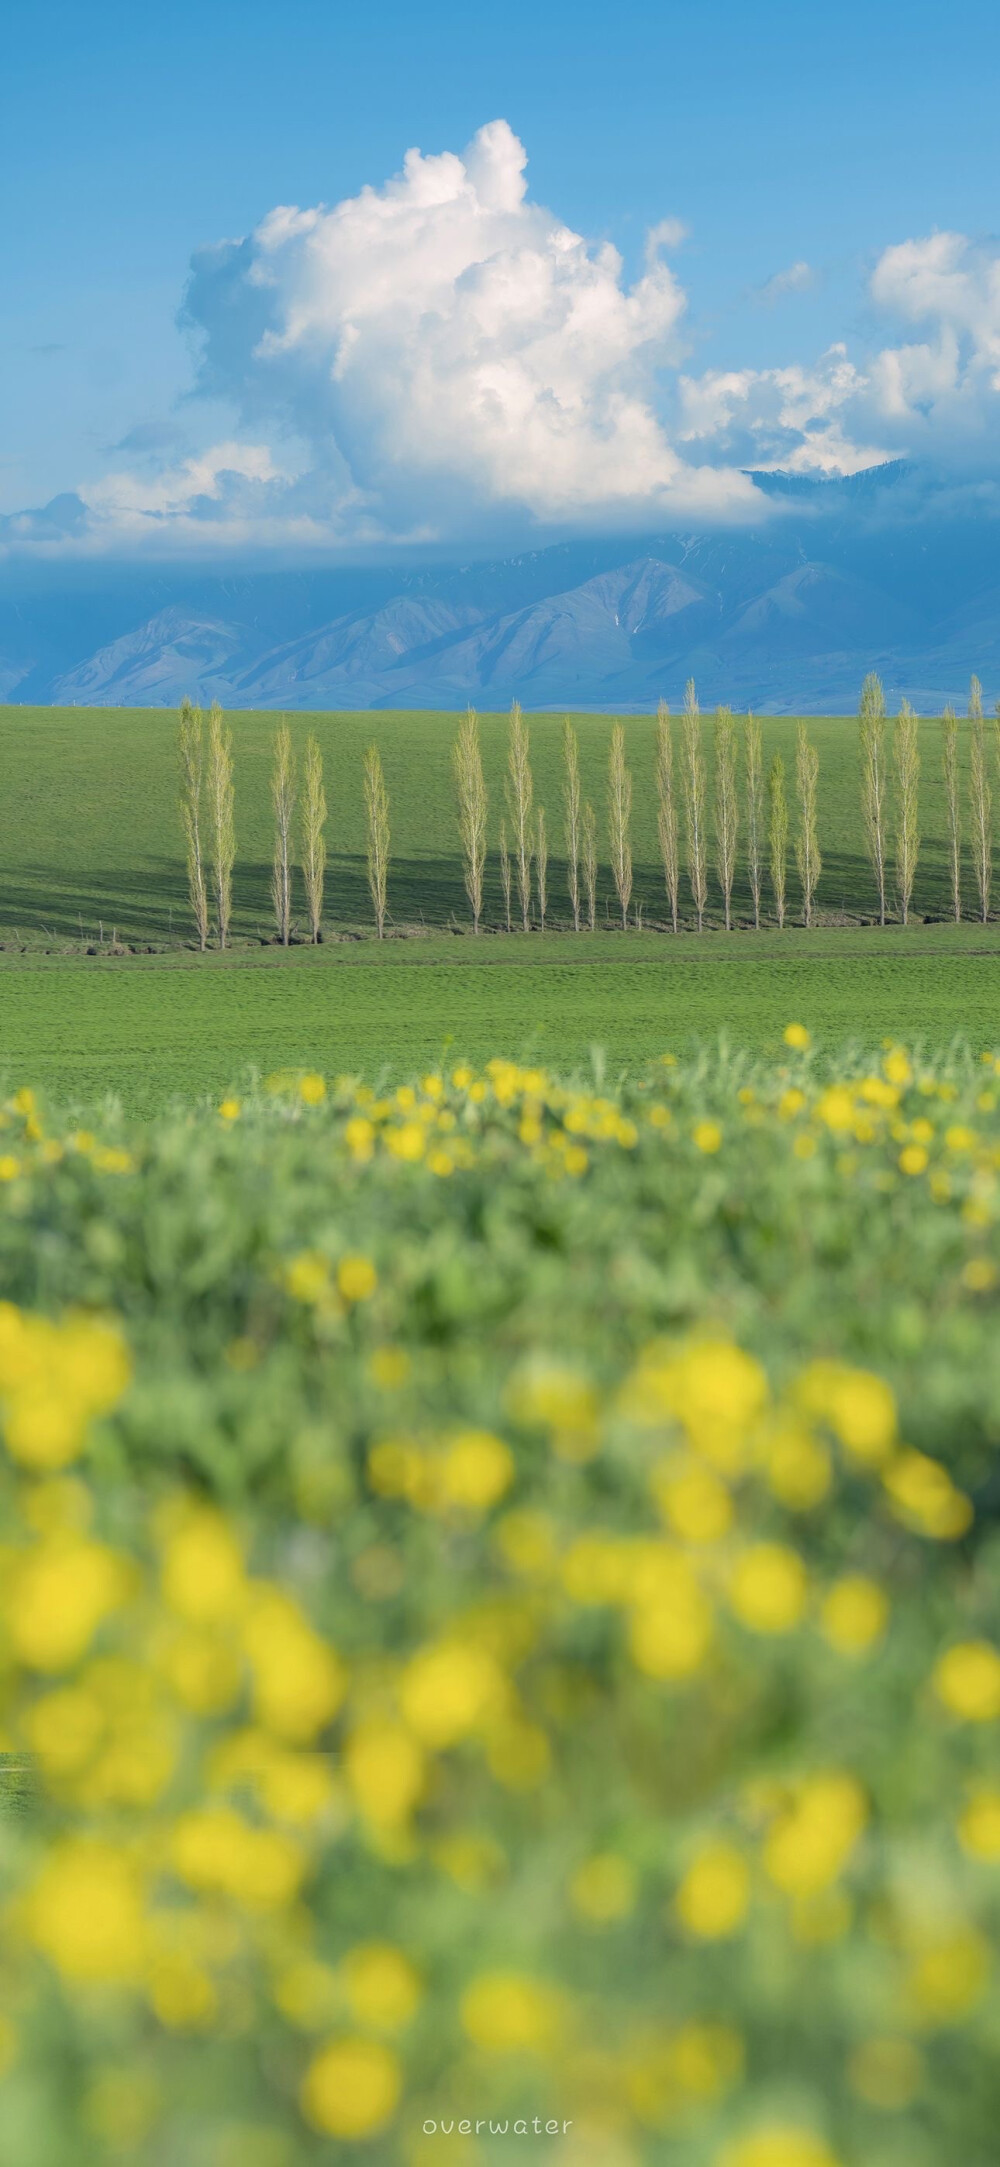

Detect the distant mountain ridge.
[{"left": 3, "top": 468, "right": 999, "bottom": 710}]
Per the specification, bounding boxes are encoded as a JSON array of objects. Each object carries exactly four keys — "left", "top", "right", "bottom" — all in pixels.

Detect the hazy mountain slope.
[{"left": 5, "top": 467, "right": 1000, "bottom": 710}]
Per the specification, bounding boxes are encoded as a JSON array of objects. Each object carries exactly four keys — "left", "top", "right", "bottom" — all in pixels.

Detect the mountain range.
[{"left": 3, "top": 465, "right": 1000, "bottom": 711}]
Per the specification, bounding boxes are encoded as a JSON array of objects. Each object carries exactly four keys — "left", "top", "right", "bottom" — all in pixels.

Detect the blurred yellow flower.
[
  {"left": 932, "top": 1640, "right": 1000, "bottom": 1721},
  {"left": 460, "top": 1972, "right": 563, "bottom": 2053},
  {"left": 8, "top": 1535, "right": 129, "bottom": 1670},
  {"left": 160, "top": 1508, "right": 246, "bottom": 1626},
  {"left": 628, "top": 1567, "right": 713, "bottom": 1680},
  {"left": 652, "top": 1459, "right": 733, "bottom": 1544},
  {"left": 846, "top": 2036, "right": 922, "bottom": 2111},
  {"left": 345, "top": 1722, "right": 425, "bottom": 1830},
  {"left": 399, "top": 1642, "right": 505, "bottom": 1747},
  {"left": 285, "top": 1251, "right": 331, "bottom": 1304},
  {"left": 337, "top": 1254, "right": 377, "bottom": 1303},
  {"left": 569, "top": 1853, "right": 636, "bottom": 1923},
  {"left": 761, "top": 1419, "right": 831, "bottom": 1510},
  {"left": 820, "top": 1576, "right": 888, "bottom": 1656},
  {"left": 675, "top": 1843, "right": 750, "bottom": 1939},
  {"left": 882, "top": 1450, "right": 972, "bottom": 1539},
  {"left": 793, "top": 1360, "right": 896, "bottom": 1464},
  {"left": 170, "top": 1806, "right": 304, "bottom": 1909},
  {"left": 494, "top": 1509, "right": 558, "bottom": 1579},
  {"left": 728, "top": 1544, "right": 807, "bottom": 1634},
  {"left": 301, "top": 2036, "right": 401, "bottom": 2137},
  {"left": 436, "top": 1429, "right": 514, "bottom": 1512},
  {"left": 762, "top": 1774, "right": 867, "bottom": 1895},
  {"left": 783, "top": 1024, "right": 811, "bottom": 1050},
  {"left": 693, "top": 1121, "right": 722, "bottom": 1154},
  {"left": 906, "top": 1925, "right": 990, "bottom": 2025},
  {"left": 341, "top": 1943, "right": 422, "bottom": 2031},
  {"left": 218, "top": 1098, "right": 241, "bottom": 1121},
  {"left": 242, "top": 1589, "right": 347, "bottom": 1742},
  {"left": 25, "top": 1838, "right": 146, "bottom": 1983},
  {"left": 958, "top": 1788, "right": 1000, "bottom": 1860},
  {"left": 718, "top": 2128, "right": 840, "bottom": 2167},
  {"left": 299, "top": 1073, "right": 326, "bottom": 1105}
]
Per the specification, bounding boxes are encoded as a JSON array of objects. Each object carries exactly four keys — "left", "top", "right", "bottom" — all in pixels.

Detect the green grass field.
[
  {"left": 2, "top": 705, "right": 997, "bottom": 1107},
  {"left": 0, "top": 703, "right": 975, "bottom": 943},
  {"left": 2, "top": 924, "right": 999, "bottom": 1115}
]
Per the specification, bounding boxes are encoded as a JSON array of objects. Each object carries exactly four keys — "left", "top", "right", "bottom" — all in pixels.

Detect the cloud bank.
[{"left": 7, "top": 128, "right": 1000, "bottom": 557}]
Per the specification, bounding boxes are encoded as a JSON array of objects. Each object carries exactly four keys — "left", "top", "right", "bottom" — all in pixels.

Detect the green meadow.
[{"left": 1, "top": 705, "right": 997, "bottom": 1108}]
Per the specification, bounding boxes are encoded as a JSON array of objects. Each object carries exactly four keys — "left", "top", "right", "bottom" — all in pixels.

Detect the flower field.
[{"left": 1, "top": 1038, "right": 1000, "bottom": 2167}]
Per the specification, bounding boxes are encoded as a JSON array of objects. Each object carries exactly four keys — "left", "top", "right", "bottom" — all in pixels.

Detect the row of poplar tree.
[{"left": 176, "top": 675, "right": 997, "bottom": 947}]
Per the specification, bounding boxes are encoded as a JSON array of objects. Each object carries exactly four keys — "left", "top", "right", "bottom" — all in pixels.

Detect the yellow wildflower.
[
  {"left": 8, "top": 1535, "right": 129, "bottom": 1670},
  {"left": 958, "top": 1788, "right": 1000, "bottom": 1860},
  {"left": 675, "top": 1843, "right": 750, "bottom": 1939},
  {"left": 882, "top": 1450, "right": 972, "bottom": 1539},
  {"left": 398, "top": 1642, "right": 505, "bottom": 1747},
  {"left": 718, "top": 2128, "right": 840, "bottom": 2167},
  {"left": 341, "top": 1943, "right": 422, "bottom": 2031},
  {"left": 26, "top": 1839, "right": 146, "bottom": 1982},
  {"left": 762, "top": 1774, "right": 867, "bottom": 1895},
  {"left": 460, "top": 1972, "right": 563, "bottom": 2053},
  {"left": 301, "top": 2037, "right": 401, "bottom": 2138},
  {"left": 783, "top": 1024, "right": 811, "bottom": 1050},
  {"left": 569, "top": 1854, "right": 637, "bottom": 1923},
  {"left": 793, "top": 1360, "right": 896, "bottom": 1464},
  {"left": 729, "top": 1544, "right": 807, "bottom": 1634},
  {"left": 932, "top": 1641, "right": 1000, "bottom": 1721},
  {"left": 241, "top": 1588, "right": 347, "bottom": 1742},
  {"left": 337, "top": 1254, "right": 377, "bottom": 1302},
  {"left": 160, "top": 1507, "right": 246, "bottom": 1625},
  {"left": 906, "top": 1925, "right": 990, "bottom": 2025},
  {"left": 847, "top": 2037, "right": 922, "bottom": 2111},
  {"left": 820, "top": 1576, "right": 888, "bottom": 1656}
]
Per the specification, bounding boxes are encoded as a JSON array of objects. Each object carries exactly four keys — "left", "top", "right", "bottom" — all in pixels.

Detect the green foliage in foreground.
[
  {"left": 4, "top": 921, "right": 1000, "bottom": 1116},
  {"left": 0, "top": 1044, "right": 999, "bottom": 2167}
]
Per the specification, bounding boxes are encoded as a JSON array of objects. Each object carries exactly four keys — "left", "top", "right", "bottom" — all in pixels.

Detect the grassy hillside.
[
  {"left": 0, "top": 704, "right": 975, "bottom": 944},
  {"left": 2, "top": 925, "right": 998, "bottom": 1116}
]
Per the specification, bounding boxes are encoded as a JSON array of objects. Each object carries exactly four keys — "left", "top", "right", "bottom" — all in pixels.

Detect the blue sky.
[{"left": 5, "top": 0, "right": 1000, "bottom": 555}]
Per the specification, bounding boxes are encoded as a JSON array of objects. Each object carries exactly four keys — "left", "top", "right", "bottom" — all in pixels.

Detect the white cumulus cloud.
[
  {"left": 11, "top": 131, "right": 1000, "bottom": 559},
  {"left": 175, "top": 118, "right": 758, "bottom": 538}
]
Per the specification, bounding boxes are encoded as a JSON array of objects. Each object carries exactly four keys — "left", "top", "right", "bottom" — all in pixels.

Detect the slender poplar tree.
[
  {"left": 970, "top": 673, "right": 984, "bottom": 723},
  {"left": 969, "top": 707, "right": 992, "bottom": 924},
  {"left": 893, "top": 700, "right": 920, "bottom": 925},
  {"left": 206, "top": 702, "right": 235, "bottom": 951},
  {"left": 859, "top": 671, "right": 888, "bottom": 925},
  {"left": 270, "top": 722, "right": 296, "bottom": 947},
  {"left": 300, "top": 734, "right": 327, "bottom": 943},
  {"left": 744, "top": 712, "right": 764, "bottom": 930},
  {"left": 768, "top": 752, "right": 788, "bottom": 928},
  {"left": 713, "top": 705, "right": 739, "bottom": 931},
  {"left": 581, "top": 802, "right": 598, "bottom": 931},
  {"left": 607, "top": 721, "right": 633, "bottom": 930},
  {"left": 453, "top": 707, "right": 488, "bottom": 934},
  {"left": 681, "top": 678, "right": 708, "bottom": 931},
  {"left": 941, "top": 706, "right": 962, "bottom": 923},
  {"left": 363, "top": 744, "right": 390, "bottom": 939},
  {"left": 178, "top": 697, "right": 209, "bottom": 952},
  {"left": 505, "top": 701, "right": 534, "bottom": 931},
  {"left": 562, "top": 718, "right": 582, "bottom": 932},
  {"left": 656, "top": 700, "right": 679, "bottom": 933},
  {"left": 795, "top": 722, "right": 821, "bottom": 927},
  {"left": 536, "top": 808, "right": 549, "bottom": 932},
  {"left": 498, "top": 821, "right": 512, "bottom": 934}
]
